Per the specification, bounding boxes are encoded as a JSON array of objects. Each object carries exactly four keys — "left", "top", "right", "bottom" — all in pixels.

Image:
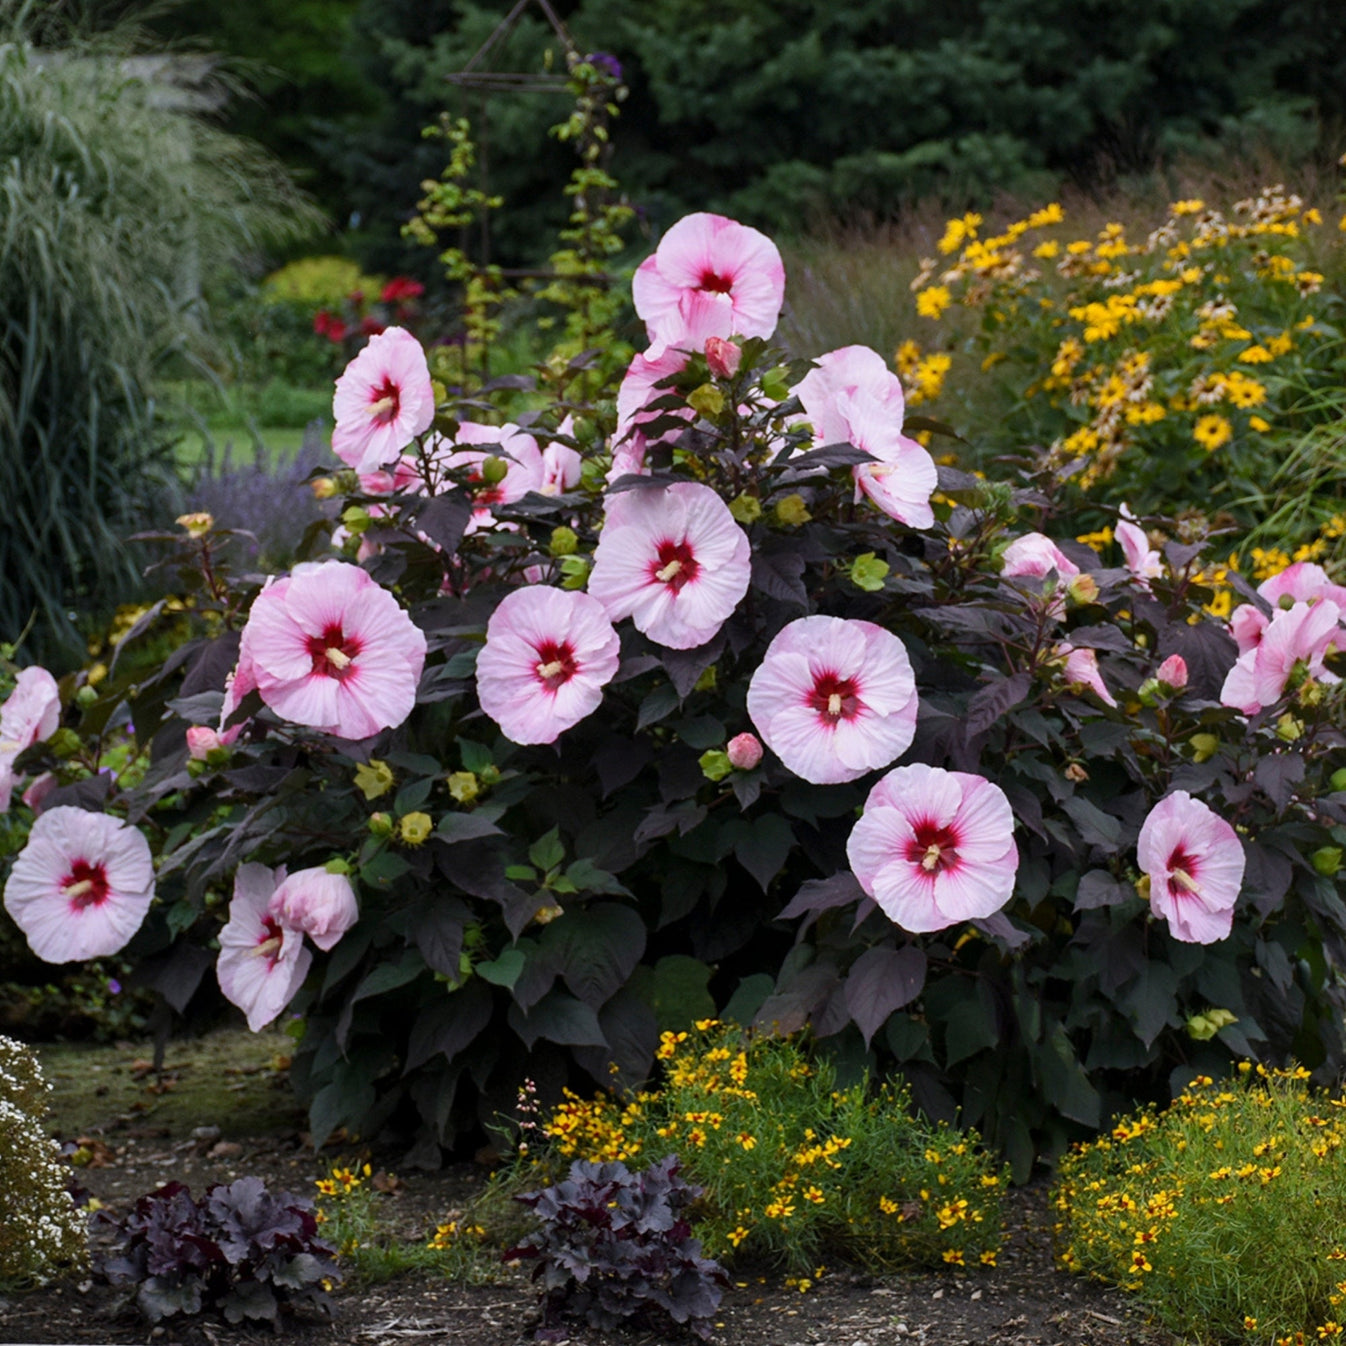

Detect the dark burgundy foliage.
[
  {"left": 507, "top": 1156, "right": 727, "bottom": 1340},
  {"left": 96, "top": 1177, "right": 339, "bottom": 1325}
]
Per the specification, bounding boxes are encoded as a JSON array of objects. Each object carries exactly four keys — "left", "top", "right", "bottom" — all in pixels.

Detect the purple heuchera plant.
[
  {"left": 96, "top": 1177, "right": 339, "bottom": 1325},
  {"left": 506, "top": 1155, "right": 727, "bottom": 1340}
]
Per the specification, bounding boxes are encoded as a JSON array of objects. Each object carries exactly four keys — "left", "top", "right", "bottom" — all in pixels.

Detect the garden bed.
[{"left": 0, "top": 1029, "right": 1166, "bottom": 1346}]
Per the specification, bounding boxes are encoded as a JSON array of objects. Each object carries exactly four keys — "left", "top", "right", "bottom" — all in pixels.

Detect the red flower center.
[
  {"left": 368, "top": 376, "right": 401, "bottom": 424},
  {"left": 307, "top": 623, "right": 363, "bottom": 680},
  {"left": 256, "top": 915, "right": 285, "bottom": 969},
  {"left": 651, "top": 540, "right": 699, "bottom": 593},
  {"left": 534, "top": 640, "right": 578, "bottom": 691},
  {"left": 699, "top": 270, "right": 734, "bottom": 294},
  {"left": 63, "top": 860, "right": 110, "bottom": 910},
  {"left": 905, "top": 821, "right": 960, "bottom": 876},
  {"left": 807, "top": 673, "right": 861, "bottom": 722},
  {"left": 1166, "top": 845, "right": 1201, "bottom": 895}
]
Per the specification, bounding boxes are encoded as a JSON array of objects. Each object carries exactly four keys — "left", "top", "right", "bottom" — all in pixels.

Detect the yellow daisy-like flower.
[
  {"left": 916, "top": 285, "right": 953, "bottom": 320},
  {"left": 1193, "top": 414, "right": 1232, "bottom": 451}
]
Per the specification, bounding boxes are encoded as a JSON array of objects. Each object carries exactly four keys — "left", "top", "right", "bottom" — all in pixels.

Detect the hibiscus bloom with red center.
[
  {"left": 846, "top": 765, "right": 1019, "bottom": 934},
  {"left": 216, "top": 864, "right": 313, "bottom": 1032},
  {"left": 476, "top": 588, "right": 621, "bottom": 745},
  {"left": 239, "top": 561, "right": 427, "bottom": 740},
  {"left": 331, "top": 326, "right": 435, "bottom": 474},
  {"left": 1138, "top": 791, "right": 1245, "bottom": 943},
  {"left": 4, "top": 806, "right": 155, "bottom": 962},
  {"left": 436, "top": 422, "right": 545, "bottom": 532},
  {"left": 632, "top": 212, "right": 785, "bottom": 358},
  {"left": 1220, "top": 599, "right": 1342, "bottom": 714},
  {"left": 746, "top": 616, "right": 918, "bottom": 785},
  {"left": 588, "top": 482, "right": 750, "bottom": 650}
]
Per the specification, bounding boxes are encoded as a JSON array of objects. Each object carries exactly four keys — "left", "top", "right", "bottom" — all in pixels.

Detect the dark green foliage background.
[{"left": 162, "top": 0, "right": 1346, "bottom": 264}]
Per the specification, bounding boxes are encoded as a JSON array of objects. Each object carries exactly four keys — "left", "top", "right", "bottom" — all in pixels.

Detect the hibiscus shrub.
[{"left": 1, "top": 211, "right": 1344, "bottom": 1177}]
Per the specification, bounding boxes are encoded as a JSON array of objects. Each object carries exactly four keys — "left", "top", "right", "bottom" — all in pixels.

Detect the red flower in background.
[{"left": 381, "top": 276, "right": 425, "bottom": 305}]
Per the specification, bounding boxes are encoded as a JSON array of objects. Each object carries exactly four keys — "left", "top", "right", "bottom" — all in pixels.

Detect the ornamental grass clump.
[
  {"left": 534, "top": 1022, "right": 1006, "bottom": 1273},
  {"left": 1054, "top": 1066, "right": 1346, "bottom": 1343},
  {"left": 0, "top": 1035, "right": 85, "bottom": 1288}
]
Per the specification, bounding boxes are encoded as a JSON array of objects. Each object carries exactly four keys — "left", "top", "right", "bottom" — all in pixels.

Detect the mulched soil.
[{"left": 0, "top": 1032, "right": 1172, "bottom": 1346}]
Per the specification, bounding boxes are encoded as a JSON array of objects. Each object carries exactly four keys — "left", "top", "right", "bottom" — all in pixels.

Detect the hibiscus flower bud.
[
  {"left": 176, "top": 512, "right": 214, "bottom": 537},
  {"left": 1311, "top": 846, "right": 1343, "bottom": 877},
  {"left": 75, "top": 685, "right": 98, "bottom": 710},
  {"left": 341, "top": 505, "right": 371, "bottom": 535},
  {"left": 185, "top": 726, "right": 222, "bottom": 761},
  {"left": 1332, "top": 768, "right": 1346, "bottom": 792},
  {"left": 481, "top": 455, "right": 510, "bottom": 486},
  {"left": 549, "top": 526, "right": 579, "bottom": 557},
  {"left": 48, "top": 728, "right": 81, "bottom": 760},
  {"left": 1275, "top": 713, "right": 1304, "bottom": 742},
  {"left": 368, "top": 812, "right": 394, "bottom": 839},
  {"left": 704, "top": 337, "right": 742, "bottom": 379},
  {"left": 1157, "top": 654, "right": 1188, "bottom": 691},
  {"left": 311, "top": 476, "right": 338, "bottom": 500},
  {"left": 726, "top": 733, "right": 763, "bottom": 771},
  {"left": 1066, "top": 573, "right": 1100, "bottom": 606},
  {"left": 774, "top": 494, "right": 812, "bottom": 528}
]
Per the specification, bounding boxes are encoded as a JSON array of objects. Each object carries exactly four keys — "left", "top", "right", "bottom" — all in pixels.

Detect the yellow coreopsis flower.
[
  {"left": 916, "top": 285, "right": 952, "bottom": 319},
  {"left": 1193, "top": 414, "right": 1233, "bottom": 451}
]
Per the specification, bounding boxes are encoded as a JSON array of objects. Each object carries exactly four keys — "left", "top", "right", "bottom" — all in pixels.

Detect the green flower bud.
[
  {"left": 699, "top": 749, "right": 733, "bottom": 783},
  {"left": 75, "top": 685, "right": 98, "bottom": 710},
  {"left": 850, "top": 553, "right": 890, "bottom": 592},
  {"left": 728, "top": 494, "right": 762, "bottom": 525},
  {"left": 1311, "top": 846, "right": 1343, "bottom": 877},
  {"left": 1331, "top": 768, "right": 1346, "bottom": 793},
  {"left": 549, "top": 526, "right": 579, "bottom": 557},
  {"left": 368, "top": 812, "right": 394, "bottom": 839},
  {"left": 1189, "top": 733, "right": 1220, "bottom": 763},
  {"left": 324, "top": 857, "right": 354, "bottom": 876},
  {"left": 341, "top": 505, "right": 371, "bottom": 535},
  {"left": 687, "top": 383, "right": 726, "bottom": 419},
  {"left": 48, "top": 728, "right": 81, "bottom": 760},
  {"left": 1275, "top": 713, "right": 1304, "bottom": 742},
  {"left": 774, "top": 494, "right": 812, "bottom": 528},
  {"left": 353, "top": 759, "right": 395, "bottom": 801},
  {"left": 481, "top": 456, "right": 509, "bottom": 486}
]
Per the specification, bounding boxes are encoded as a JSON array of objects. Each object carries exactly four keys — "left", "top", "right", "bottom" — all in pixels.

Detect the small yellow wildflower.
[
  {"left": 916, "top": 285, "right": 953, "bottom": 320},
  {"left": 1193, "top": 414, "right": 1232, "bottom": 451},
  {"left": 399, "top": 812, "right": 433, "bottom": 845}
]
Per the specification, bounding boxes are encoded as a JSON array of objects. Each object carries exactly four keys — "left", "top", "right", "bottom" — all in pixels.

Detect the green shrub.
[
  {"left": 0, "top": 1035, "right": 85, "bottom": 1288},
  {"left": 1054, "top": 1066, "right": 1346, "bottom": 1343},
  {"left": 525, "top": 1022, "right": 1006, "bottom": 1273}
]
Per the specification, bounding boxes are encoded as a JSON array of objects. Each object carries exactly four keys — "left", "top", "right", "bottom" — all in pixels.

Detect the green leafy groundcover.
[{"left": 5, "top": 339, "right": 1345, "bottom": 1181}]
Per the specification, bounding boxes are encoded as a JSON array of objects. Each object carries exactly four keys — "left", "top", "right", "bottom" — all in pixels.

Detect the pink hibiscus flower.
[
  {"left": 476, "top": 588, "right": 621, "bottom": 745},
  {"left": 0, "top": 666, "right": 60, "bottom": 812},
  {"left": 1219, "top": 599, "right": 1342, "bottom": 714},
  {"left": 1116, "top": 504, "right": 1163, "bottom": 582},
  {"left": 1138, "top": 791, "right": 1244, "bottom": 944},
  {"left": 439, "top": 422, "right": 545, "bottom": 533},
  {"left": 331, "top": 327, "right": 436, "bottom": 474},
  {"left": 3, "top": 807, "right": 155, "bottom": 962},
  {"left": 240, "top": 561, "right": 427, "bottom": 740},
  {"left": 611, "top": 348, "right": 693, "bottom": 479},
  {"left": 1057, "top": 643, "right": 1117, "bottom": 707},
  {"left": 746, "top": 616, "right": 918, "bottom": 784},
  {"left": 794, "top": 346, "right": 937, "bottom": 529},
  {"left": 216, "top": 864, "right": 313, "bottom": 1032},
  {"left": 1258, "top": 562, "right": 1346, "bottom": 611},
  {"left": 540, "top": 417, "right": 583, "bottom": 495},
  {"left": 846, "top": 764, "right": 1018, "bottom": 934},
  {"left": 269, "top": 867, "right": 358, "bottom": 952},
  {"left": 632, "top": 212, "right": 785, "bottom": 357},
  {"left": 588, "top": 482, "right": 751, "bottom": 650}
]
